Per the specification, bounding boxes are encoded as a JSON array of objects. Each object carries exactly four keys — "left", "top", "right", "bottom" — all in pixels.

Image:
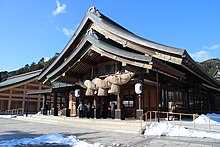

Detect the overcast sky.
[{"left": 0, "top": 0, "right": 220, "bottom": 71}]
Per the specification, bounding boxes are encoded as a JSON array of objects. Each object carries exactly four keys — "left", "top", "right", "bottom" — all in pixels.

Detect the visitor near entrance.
[
  {"left": 111, "top": 102, "right": 115, "bottom": 119},
  {"left": 168, "top": 102, "right": 177, "bottom": 121},
  {"left": 87, "top": 102, "right": 91, "bottom": 118},
  {"left": 78, "top": 101, "right": 84, "bottom": 118}
]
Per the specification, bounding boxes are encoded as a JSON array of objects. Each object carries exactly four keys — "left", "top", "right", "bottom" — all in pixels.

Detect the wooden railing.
[
  {"left": 139, "top": 111, "right": 220, "bottom": 132},
  {"left": 5, "top": 108, "right": 24, "bottom": 116},
  {"left": 205, "top": 115, "right": 220, "bottom": 131}
]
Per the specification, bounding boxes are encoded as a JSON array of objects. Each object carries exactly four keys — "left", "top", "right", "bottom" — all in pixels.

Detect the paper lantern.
[
  {"left": 135, "top": 83, "right": 142, "bottom": 94},
  {"left": 74, "top": 89, "right": 80, "bottom": 97}
]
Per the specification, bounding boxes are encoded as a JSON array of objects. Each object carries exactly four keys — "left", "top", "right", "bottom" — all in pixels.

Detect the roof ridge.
[
  {"left": 88, "top": 6, "right": 185, "bottom": 55},
  {"left": 7, "top": 69, "right": 42, "bottom": 80}
]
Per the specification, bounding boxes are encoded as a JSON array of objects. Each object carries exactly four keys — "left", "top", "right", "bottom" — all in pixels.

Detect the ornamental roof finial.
[{"left": 88, "top": 6, "right": 101, "bottom": 17}]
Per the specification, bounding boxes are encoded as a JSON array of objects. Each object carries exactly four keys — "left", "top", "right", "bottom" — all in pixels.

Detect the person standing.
[
  {"left": 169, "top": 102, "right": 176, "bottom": 121},
  {"left": 87, "top": 102, "right": 91, "bottom": 118},
  {"left": 103, "top": 102, "right": 108, "bottom": 119},
  {"left": 111, "top": 102, "right": 115, "bottom": 119},
  {"left": 78, "top": 101, "right": 84, "bottom": 118},
  {"left": 96, "top": 103, "right": 101, "bottom": 119},
  {"left": 45, "top": 103, "right": 48, "bottom": 115}
]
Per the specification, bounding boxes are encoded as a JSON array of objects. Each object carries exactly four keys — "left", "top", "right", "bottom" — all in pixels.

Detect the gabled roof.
[
  {"left": 38, "top": 7, "right": 220, "bottom": 88},
  {"left": 0, "top": 69, "right": 42, "bottom": 89},
  {"left": 213, "top": 69, "right": 220, "bottom": 78},
  {"left": 88, "top": 7, "right": 185, "bottom": 56},
  {"left": 41, "top": 29, "right": 186, "bottom": 84},
  {"left": 44, "top": 30, "right": 154, "bottom": 83},
  {"left": 38, "top": 7, "right": 185, "bottom": 82}
]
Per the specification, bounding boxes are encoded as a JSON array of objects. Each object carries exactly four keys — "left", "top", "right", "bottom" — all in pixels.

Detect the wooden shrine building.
[
  {"left": 38, "top": 7, "right": 220, "bottom": 119},
  {"left": 0, "top": 70, "right": 51, "bottom": 114}
]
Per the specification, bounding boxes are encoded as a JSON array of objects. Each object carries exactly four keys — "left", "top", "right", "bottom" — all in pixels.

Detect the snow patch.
[
  {"left": 0, "top": 115, "right": 17, "bottom": 119},
  {"left": 0, "top": 134, "right": 103, "bottom": 147},
  {"left": 194, "top": 114, "right": 220, "bottom": 125},
  {"left": 144, "top": 122, "right": 220, "bottom": 139}
]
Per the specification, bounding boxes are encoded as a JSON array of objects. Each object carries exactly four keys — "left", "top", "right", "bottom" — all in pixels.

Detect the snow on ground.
[
  {"left": 0, "top": 115, "right": 17, "bottom": 119},
  {"left": 0, "top": 134, "right": 103, "bottom": 147},
  {"left": 144, "top": 122, "right": 220, "bottom": 139},
  {"left": 194, "top": 114, "right": 220, "bottom": 125},
  {"left": 2, "top": 113, "right": 220, "bottom": 144},
  {"left": 206, "top": 113, "right": 220, "bottom": 123},
  {"left": 145, "top": 113, "right": 220, "bottom": 139}
]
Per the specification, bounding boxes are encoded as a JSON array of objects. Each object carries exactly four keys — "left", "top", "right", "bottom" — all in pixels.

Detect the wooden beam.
[
  {"left": 79, "top": 58, "right": 97, "bottom": 66},
  {"left": 91, "top": 46, "right": 152, "bottom": 69},
  {"left": 65, "top": 72, "right": 82, "bottom": 79}
]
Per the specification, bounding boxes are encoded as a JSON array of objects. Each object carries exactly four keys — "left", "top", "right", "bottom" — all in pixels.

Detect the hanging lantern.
[
  {"left": 74, "top": 89, "right": 80, "bottom": 97},
  {"left": 135, "top": 83, "right": 142, "bottom": 94}
]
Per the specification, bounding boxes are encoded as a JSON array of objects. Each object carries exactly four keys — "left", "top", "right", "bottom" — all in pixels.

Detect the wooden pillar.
[
  {"left": 64, "top": 91, "right": 70, "bottom": 117},
  {"left": 208, "top": 91, "right": 211, "bottom": 113},
  {"left": 200, "top": 92, "right": 203, "bottom": 114},
  {"left": 53, "top": 93, "right": 58, "bottom": 116},
  {"left": 60, "top": 94, "right": 62, "bottom": 109},
  {"left": 43, "top": 94, "right": 47, "bottom": 108},
  {"left": 193, "top": 88, "right": 195, "bottom": 113},
  {"left": 37, "top": 82, "right": 42, "bottom": 112},
  {"left": 115, "top": 92, "right": 122, "bottom": 119},
  {"left": 42, "top": 94, "right": 47, "bottom": 115},
  {"left": 141, "top": 74, "right": 144, "bottom": 110},
  {"left": 136, "top": 75, "right": 144, "bottom": 119},
  {"left": 49, "top": 94, "right": 52, "bottom": 111},
  {"left": 115, "top": 86, "right": 124, "bottom": 119},
  {"left": 93, "top": 95, "right": 97, "bottom": 118},
  {"left": 117, "top": 93, "right": 121, "bottom": 109},
  {"left": 186, "top": 89, "right": 189, "bottom": 113},
  {"left": 156, "top": 69, "right": 160, "bottom": 122},
  {"left": 96, "top": 95, "right": 101, "bottom": 119},
  {"left": 76, "top": 95, "right": 79, "bottom": 117},
  {"left": 37, "top": 94, "right": 41, "bottom": 112},
  {"left": 138, "top": 94, "right": 141, "bottom": 110},
  {"left": 8, "top": 89, "right": 12, "bottom": 110},
  {"left": 22, "top": 85, "right": 26, "bottom": 111},
  {"left": 25, "top": 96, "right": 29, "bottom": 117},
  {"left": 120, "top": 91, "right": 125, "bottom": 120}
]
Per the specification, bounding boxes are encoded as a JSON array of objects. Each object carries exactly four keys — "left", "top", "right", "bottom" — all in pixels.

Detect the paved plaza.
[{"left": 0, "top": 117, "right": 220, "bottom": 146}]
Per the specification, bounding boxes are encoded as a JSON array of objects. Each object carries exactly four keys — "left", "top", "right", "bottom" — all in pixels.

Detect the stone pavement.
[{"left": 0, "top": 116, "right": 220, "bottom": 146}]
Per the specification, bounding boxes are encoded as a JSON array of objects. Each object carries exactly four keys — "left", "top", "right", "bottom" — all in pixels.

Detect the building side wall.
[{"left": 0, "top": 80, "right": 51, "bottom": 114}]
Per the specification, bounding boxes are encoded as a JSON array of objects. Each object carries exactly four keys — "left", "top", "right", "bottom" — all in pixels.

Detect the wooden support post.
[
  {"left": 42, "top": 94, "right": 47, "bottom": 115},
  {"left": 115, "top": 86, "right": 122, "bottom": 119},
  {"left": 25, "top": 96, "right": 29, "bottom": 117},
  {"left": 156, "top": 69, "right": 160, "bottom": 123},
  {"left": 145, "top": 113, "right": 148, "bottom": 126},
  {"left": 208, "top": 117, "right": 211, "bottom": 131},
  {"left": 138, "top": 94, "right": 141, "bottom": 110},
  {"left": 65, "top": 91, "right": 70, "bottom": 117},
  {"left": 193, "top": 114, "right": 196, "bottom": 129},
  {"left": 120, "top": 91, "right": 125, "bottom": 120},
  {"left": 53, "top": 93, "right": 58, "bottom": 116},
  {"left": 93, "top": 96, "right": 96, "bottom": 118}
]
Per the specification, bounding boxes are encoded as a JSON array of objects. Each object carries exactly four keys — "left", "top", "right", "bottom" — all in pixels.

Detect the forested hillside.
[
  {"left": 0, "top": 55, "right": 220, "bottom": 82},
  {"left": 0, "top": 53, "right": 59, "bottom": 82},
  {"left": 199, "top": 58, "right": 220, "bottom": 76}
]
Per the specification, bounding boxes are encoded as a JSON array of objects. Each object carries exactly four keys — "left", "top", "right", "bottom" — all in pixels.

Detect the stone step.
[{"left": 15, "top": 115, "right": 142, "bottom": 134}]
